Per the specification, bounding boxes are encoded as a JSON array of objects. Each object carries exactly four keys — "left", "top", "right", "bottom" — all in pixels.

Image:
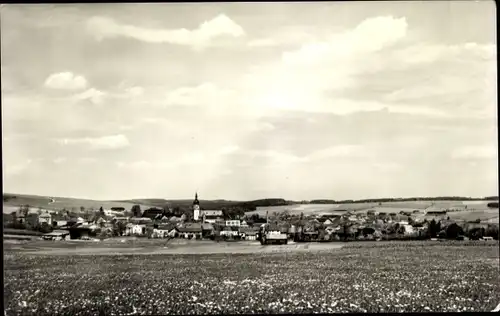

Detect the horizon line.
[{"left": 3, "top": 192, "right": 499, "bottom": 203}]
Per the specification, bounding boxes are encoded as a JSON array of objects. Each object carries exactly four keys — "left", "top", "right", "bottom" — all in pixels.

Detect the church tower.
[{"left": 193, "top": 192, "right": 201, "bottom": 221}]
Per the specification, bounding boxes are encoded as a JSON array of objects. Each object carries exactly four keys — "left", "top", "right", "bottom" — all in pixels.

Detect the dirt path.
[{"left": 17, "top": 241, "right": 345, "bottom": 256}]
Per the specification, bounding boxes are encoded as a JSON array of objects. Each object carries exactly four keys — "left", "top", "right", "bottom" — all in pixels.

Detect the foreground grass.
[{"left": 4, "top": 242, "right": 499, "bottom": 315}]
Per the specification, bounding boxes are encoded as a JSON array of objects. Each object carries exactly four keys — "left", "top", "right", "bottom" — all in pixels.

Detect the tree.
[
  {"left": 80, "top": 206, "right": 85, "bottom": 214},
  {"left": 429, "top": 219, "right": 441, "bottom": 238},
  {"left": 112, "top": 221, "right": 127, "bottom": 236},
  {"left": 38, "top": 222, "right": 53, "bottom": 234},
  {"left": 445, "top": 223, "right": 464, "bottom": 239},
  {"left": 99, "top": 207, "right": 105, "bottom": 216},
  {"left": 485, "top": 225, "right": 499, "bottom": 240},
  {"left": 131, "top": 205, "right": 142, "bottom": 217}
]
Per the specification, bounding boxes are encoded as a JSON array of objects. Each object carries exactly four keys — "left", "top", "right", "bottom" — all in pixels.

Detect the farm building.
[
  {"left": 176, "top": 224, "right": 203, "bottom": 239},
  {"left": 42, "top": 230, "right": 70, "bottom": 241},
  {"left": 201, "top": 210, "right": 224, "bottom": 224}
]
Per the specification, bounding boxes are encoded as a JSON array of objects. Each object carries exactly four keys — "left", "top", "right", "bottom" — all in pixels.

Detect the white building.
[{"left": 225, "top": 220, "right": 240, "bottom": 227}]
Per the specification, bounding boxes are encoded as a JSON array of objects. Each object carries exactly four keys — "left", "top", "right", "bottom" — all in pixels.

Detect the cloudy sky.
[{"left": 1, "top": 2, "right": 497, "bottom": 201}]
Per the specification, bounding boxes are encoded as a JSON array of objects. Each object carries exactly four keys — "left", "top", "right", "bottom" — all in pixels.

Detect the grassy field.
[
  {"left": 251, "top": 200, "right": 498, "bottom": 219},
  {"left": 3, "top": 240, "right": 499, "bottom": 315},
  {"left": 2, "top": 193, "right": 157, "bottom": 214}
]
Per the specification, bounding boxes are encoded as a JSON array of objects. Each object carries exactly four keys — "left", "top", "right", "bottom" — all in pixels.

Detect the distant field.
[
  {"left": 3, "top": 194, "right": 156, "bottom": 214},
  {"left": 252, "top": 200, "right": 497, "bottom": 218}
]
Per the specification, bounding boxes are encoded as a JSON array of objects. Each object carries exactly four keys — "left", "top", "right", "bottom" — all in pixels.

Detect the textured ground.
[{"left": 4, "top": 240, "right": 499, "bottom": 315}]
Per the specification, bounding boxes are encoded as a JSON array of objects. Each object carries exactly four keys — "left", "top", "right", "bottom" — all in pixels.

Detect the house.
[
  {"left": 201, "top": 223, "right": 214, "bottom": 238},
  {"left": 220, "top": 226, "right": 239, "bottom": 237},
  {"left": 201, "top": 209, "right": 223, "bottom": 222},
  {"left": 401, "top": 224, "right": 415, "bottom": 235},
  {"left": 225, "top": 220, "right": 241, "bottom": 227},
  {"left": 52, "top": 220, "right": 68, "bottom": 228},
  {"left": 124, "top": 223, "right": 134, "bottom": 236},
  {"left": 130, "top": 217, "right": 152, "bottom": 225},
  {"left": 240, "top": 220, "right": 249, "bottom": 227},
  {"left": 239, "top": 227, "right": 258, "bottom": 240},
  {"left": 152, "top": 223, "right": 175, "bottom": 238},
  {"left": 130, "top": 224, "right": 147, "bottom": 236},
  {"left": 39, "top": 213, "right": 52, "bottom": 225},
  {"left": 324, "top": 219, "right": 333, "bottom": 225},
  {"left": 176, "top": 224, "right": 203, "bottom": 239}
]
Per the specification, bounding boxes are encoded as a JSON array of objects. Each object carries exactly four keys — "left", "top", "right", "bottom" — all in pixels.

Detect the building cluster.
[{"left": 5, "top": 194, "right": 498, "bottom": 242}]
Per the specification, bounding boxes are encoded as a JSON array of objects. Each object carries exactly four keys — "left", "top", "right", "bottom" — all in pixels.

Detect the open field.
[
  {"left": 251, "top": 200, "right": 498, "bottom": 218},
  {"left": 3, "top": 194, "right": 157, "bottom": 214},
  {"left": 3, "top": 238, "right": 344, "bottom": 256},
  {"left": 4, "top": 240, "right": 499, "bottom": 315}
]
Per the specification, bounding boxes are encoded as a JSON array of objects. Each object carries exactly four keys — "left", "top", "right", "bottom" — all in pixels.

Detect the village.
[{"left": 3, "top": 193, "right": 498, "bottom": 243}]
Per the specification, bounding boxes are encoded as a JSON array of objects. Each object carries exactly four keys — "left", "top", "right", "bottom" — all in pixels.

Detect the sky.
[{"left": 1, "top": 2, "right": 497, "bottom": 201}]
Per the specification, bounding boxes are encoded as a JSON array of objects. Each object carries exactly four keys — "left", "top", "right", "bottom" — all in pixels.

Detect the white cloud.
[
  {"left": 165, "top": 82, "right": 236, "bottom": 107},
  {"left": 306, "top": 145, "right": 367, "bottom": 161},
  {"left": 282, "top": 16, "right": 407, "bottom": 67},
  {"left": 59, "top": 134, "right": 130, "bottom": 150},
  {"left": 117, "top": 160, "right": 151, "bottom": 169},
  {"left": 126, "top": 86, "right": 145, "bottom": 97},
  {"left": 452, "top": 145, "right": 497, "bottom": 160},
  {"left": 73, "top": 88, "right": 106, "bottom": 105},
  {"left": 87, "top": 14, "right": 245, "bottom": 49},
  {"left": 44, "top": 72, "right": 87, "bottom": 90}
]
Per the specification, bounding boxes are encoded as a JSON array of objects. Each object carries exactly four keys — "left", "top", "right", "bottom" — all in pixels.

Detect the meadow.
[
  {"left": 251, "top": 200, "right": 497, "bottom": 220},
  {"left": 2, "top": 193, "right": 156, "bottom": 214},
  {"left": 4, "top": 241, "right": 499, "bottom": 315}
]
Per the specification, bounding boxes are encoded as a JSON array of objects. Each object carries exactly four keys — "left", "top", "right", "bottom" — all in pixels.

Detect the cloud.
[
  {"left": 87, "top": 14, "right": 245, "bottom": 49},
  {"left": 282, "top": 16, "right": 407, "bottom": 67},
  {"left": 306, "top": 145, "right": 367, "bottom": 161},
  {"left": 165, "top": 82, "right": 236, "bottom": 107},
  {"left": 125, "top": 86, "right": 144, "bottom": 97},
  {"left": 452, "top": 145, "right": 497, "bottom": 160},
  {"left": 243, "top": 15, "right": 495, "bottom": 119},
  {"left": 59, "top": 134, "right": 130, "bottom": 150},
  {"left": 44, "top": 72, "right": 87, "bottom": 90},
  {"left": 73, "top": 88, "right": 106, "bottom": 105},
  {"left": 117, "top": 160, "right": 151, "bottom": 170}
]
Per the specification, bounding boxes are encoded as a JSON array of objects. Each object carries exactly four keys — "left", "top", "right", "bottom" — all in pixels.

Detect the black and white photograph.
[{"left": 1, "top": 1, "right": 498, "bottom": 315}]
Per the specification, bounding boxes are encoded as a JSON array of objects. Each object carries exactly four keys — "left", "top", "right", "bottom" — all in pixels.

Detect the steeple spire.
[{"left": 193, "top": 191, "right": 199, "bottom": 205}]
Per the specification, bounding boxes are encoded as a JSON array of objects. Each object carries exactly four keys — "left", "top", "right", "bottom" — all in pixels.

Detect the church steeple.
[
  {"left": 193, "top": 192, "right": 201, "bottom": 221},
  {"left": 193, "top": 192, "right": 199, "bottom": 205}
]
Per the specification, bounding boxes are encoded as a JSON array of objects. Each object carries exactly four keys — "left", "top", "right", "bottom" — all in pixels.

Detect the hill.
[
  {"left": 2, "top": 193, "right": 157, "bottom": 214},
  {"left": 114, "top": 198, "right": 289, "bottom": 210}
]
